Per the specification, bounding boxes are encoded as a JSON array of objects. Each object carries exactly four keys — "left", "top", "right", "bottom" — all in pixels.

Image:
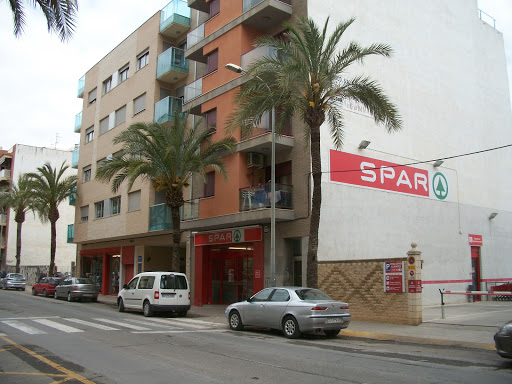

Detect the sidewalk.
[{"left": 96, "top": 292, "right": 509, "bottom": 351}]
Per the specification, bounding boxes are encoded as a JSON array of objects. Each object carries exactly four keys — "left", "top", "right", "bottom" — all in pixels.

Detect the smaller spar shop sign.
[
  {"left": 195, "top": 227, "right": 262, "bottom": 246},
  {"left": 329, "top": 150, "right": 450, "bottom": 200}
]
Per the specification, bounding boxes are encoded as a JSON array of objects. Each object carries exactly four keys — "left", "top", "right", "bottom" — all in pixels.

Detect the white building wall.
[
  {"left": 309, "top": 0, "right": 512, "bottom": 304},
  {"left": 6, "top": 144, "right": 77, "bottom": 273}
]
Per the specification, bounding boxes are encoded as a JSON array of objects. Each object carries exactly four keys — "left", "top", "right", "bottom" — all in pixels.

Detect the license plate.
[
  {"left": 82, "top": 294, "right": 93, "bottom": 297},
  {"left": 326, "top": 318, "right": 342, "bottom": 324},
  {"left": 161, "top": 293, "right": 176, "bottom": 298}
]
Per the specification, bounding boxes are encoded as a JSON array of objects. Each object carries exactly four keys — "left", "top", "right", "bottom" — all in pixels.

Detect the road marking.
[
  {"left": 135, "top": 317, "right": 221, "bottom": 329},
  {"left": 123, "top": 317, "right": 182, "bottom": 329},
  {"left": 64, "top": 318, "right": 120, "bottom": 331},
  {"left": 131, "top": 329, "right": 226, "bottom": 334},
  {"left": 32, "top": 319, "right": 84, "bottom": 333},
  {"left": 0, "top": 316, "right": 60, "bottom": 321},
  {"left": 93, "top": 318, "right": 151, "bottom": 331},
  {"left": 1, "top": 320, "right": 46, "bottom": 334}
]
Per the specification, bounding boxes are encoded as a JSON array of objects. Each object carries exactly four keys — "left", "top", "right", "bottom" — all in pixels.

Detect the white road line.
[
  {"left": 64, "top": 318, "right": 120, "bottom": 331},
  {"left": 131, "top": 329, "right": 226, "bottom": 334},
  {"left": 93, "top": 318, "right": 152, "bottom": 331},
  {"left": 123, "top": 318, "right": 182, "bottom": 329},
  {"left": 32, "top": 319, "right": 84, "bottom": 333},
  {"left": 0, "top": 316, "right": 60, "bottom": 321},
  {"left": 134, "top": 317, "right": 219, "bottom": 329},
  {"left": 1, "top": 320, "right": 46, "bottom": 335}
]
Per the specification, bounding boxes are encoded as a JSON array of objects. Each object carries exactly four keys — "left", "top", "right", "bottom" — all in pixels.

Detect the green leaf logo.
[{"left": 433, "top": 172, "right": 448, "bottom": 200}]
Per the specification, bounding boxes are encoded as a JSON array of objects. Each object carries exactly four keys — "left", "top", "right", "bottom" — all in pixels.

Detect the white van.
[{"left": 117, "top": 272, "right": 190, "bottom": 317}]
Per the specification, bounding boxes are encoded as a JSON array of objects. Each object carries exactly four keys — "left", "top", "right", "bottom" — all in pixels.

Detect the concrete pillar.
[{"left": 407, "top": 242, "right": 422, "bottom": 325}]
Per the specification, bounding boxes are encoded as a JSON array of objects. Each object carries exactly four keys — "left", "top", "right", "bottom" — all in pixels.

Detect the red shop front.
[{"left": 194, "top": 226, "right": 264, "bottom": 306}]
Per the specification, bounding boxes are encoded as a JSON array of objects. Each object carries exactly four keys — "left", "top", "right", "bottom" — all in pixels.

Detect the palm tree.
[
  {"left": 6, "top": 0, "right": 79, "bottom": 41},
  {"left": 96, "top": 111, "right": 236, "bottom": 272},
  {"left": 227, "top": 17, "right": 402, "bottom": 288},
  {"left": 26, "top": 162, "right": 77, "bottom": 276},
  {"left": 0, "top": 175, "right": 35, "bottom": 273}
]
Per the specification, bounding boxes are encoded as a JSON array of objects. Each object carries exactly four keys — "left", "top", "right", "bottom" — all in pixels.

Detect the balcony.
[
  {"left": 160, "top": 0, "right": 191, "bottom": 38},
  {"left": 184, "top": 78, "right": 203, "bottom": 103},
  {"left": 69, "top": 187, "right": 76, "bottom": 206},
  {"left": 149, "top": 200, "right": 199, "bottom": 231},
  {"left": 67, "top": 224, "right": 74, "bottom": 243},
  {"left": 185, "top": 23, "right": 205, "bottom": 63},
  {"left": 77, "top": 75, "right": 85, "bottom": 98},
  {"left": 242, "top": 0, "right": 292, "bottom": 31},
  {"left": 239, "top": 183, "right": 292, "bottom": 211},
  {"left": 187, "top": 0, "right": 209, "bottom": 13},
  {"left": 71, "top": 147, "right": 79, "bottom": 169},
  {"left": 237, "top": 111, "right": 294, "bottom": 153},
  {"left": 74, "top": 111, "right": 82, "bottom": 133},
  {"left": 154, "top": 96, "right": 184, "bottom": 124},
  {"left": 241, "top": 46, "right": 277, "bottom": 69},
  {"left": 0, "top": 214, "right": 6, "bottom": 225},
  {"left": 0, "top": 169, "right": 11, "bottom": 181},
  {"left": 156, "top": 47, "right": 189, "bottom": 84}
]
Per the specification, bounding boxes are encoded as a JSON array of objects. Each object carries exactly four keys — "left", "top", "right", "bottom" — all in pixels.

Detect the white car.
[
  {"left": 0, "top": 273, "right": 26, "bottom": 290},
  {"left": 117, "top": 272, "right": 190, "bottom": 317}
]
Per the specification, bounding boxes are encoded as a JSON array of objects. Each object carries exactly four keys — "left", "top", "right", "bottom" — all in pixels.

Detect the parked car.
[
  {"left": 225, "top": 287, "right": 351, "bottom": 339},
  {"left": 494, "top": 320, "right": 512, "bottom": 358},
  {"left": 54, "top": 277, "right": 98, "bottom": 302},
  {"left": 117, "top": 271, "right": 190, "bottom": 317},
  {"left": 0, "top": 273, "right": 26, "bottom": 290},
  {"left": 32, "top": 277, "right": 62, "bottom": 297}
]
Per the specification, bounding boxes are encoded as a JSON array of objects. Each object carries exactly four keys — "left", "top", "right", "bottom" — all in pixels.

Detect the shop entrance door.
[
  {"left": 471, "top": 246, "right": 481, "bottom": 302},
  {"left": 210, "top": 251, "right": 253, "bottom": 304}
]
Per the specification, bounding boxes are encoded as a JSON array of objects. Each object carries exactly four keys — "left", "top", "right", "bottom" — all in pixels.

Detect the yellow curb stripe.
[
  {"left": 0, "top": 372, "right": 68, "bottom": 377},
  {"left": 0, "top": 336, "right": 97, "bottom": 384}
]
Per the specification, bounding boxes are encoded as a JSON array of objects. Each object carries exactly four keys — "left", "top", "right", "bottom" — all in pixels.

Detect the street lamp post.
[{"left": 226, "top": 63, "right": 276, "bottom": 287}]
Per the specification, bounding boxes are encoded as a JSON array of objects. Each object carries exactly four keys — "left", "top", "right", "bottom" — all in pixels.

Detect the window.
[
  {"left": 206, "top": 49, "right": 218, "bottom": 74},
  {"left": 204, "top": 171, "right": 215, "bottom": 197},
  {"left": 102, "top": 76, "right": 112, "bottom": 95},
  {"left": 269, "top": 289, "right": 290, "bottom": 302},
  {"left": 138, "top": 276, "right": 155, "bottom": 289},
  {"left": 250, "top": 288, "right": 273, "bottom": 302},
  {"left": 85, "top": 126, "right": 94, "bottom": 143},
  {"left": 100, "top": 116, "right": 110, "bottom": 135},
  {"left": 110, "top": 196, "right": 121, "bottom": 215},
  {"left": 205, "top": 108, "right": 217, "bottom": 133},
  {"left": 133, "top": 93, "right": 146, "bottom": 115},
  {"left": 137, "top": 49, "right": 149, "bottom": 70},
  {"left": 119, "top": 64, "right": 129, "bottom": 84},
  {"left": 80, "top": 206, "right": 89, "bottom": 222},
  {"left": 160, "top": 275, "right": 188, "bottom": 289},
  {"left": 209, "top": 0, "right": 220, "bottom": 18},
  {"left": 88, "top": 88, "right": 97, "bottom": 105},
  {"left": 82, "top": 165, "right": 91, "bottom": 183},
  {"left": 115, "top": 105, "right": 126, "bottom": 126},
  {"left": 128, "top": 190, "right": 141, "bottom": 212},
  {"left": 95, "top": 201, "right": 104, "bottom": 219},
  {"left": 127, "top": 277, "right": 139, "bottom": 289}
]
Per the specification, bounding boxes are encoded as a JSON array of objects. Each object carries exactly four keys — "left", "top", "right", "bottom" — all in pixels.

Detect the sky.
[{"left": 0, "top": 0, "right": 511, "bottom": 152}]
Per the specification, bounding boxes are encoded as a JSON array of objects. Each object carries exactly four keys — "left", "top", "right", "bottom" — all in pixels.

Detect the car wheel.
[
  {"left": 118, "top": 298, "right": 125, "bottom": 312},
  {"left": 143, "top": 300, "right": 153, "bottom": 317},
  {"left": 229, "top": 310, "right": 244, "bottom": 331},
  {"left": 324, "top": 329, "right": 340, "bottom": 338},
  {"left": 282, "top": 316, "right": 301, "bottom": 339},
  {"left": 32, "top": 288, "right": 37, "bottom": 296},
  {"left": 67, "top": 292, "right": 73, "bottom": 302},
  {"left": 43, "top": 289, "right": 48, "bottom": 297},
  {"left": 177, "top": 311, "right": 187, "bottom": 317}
]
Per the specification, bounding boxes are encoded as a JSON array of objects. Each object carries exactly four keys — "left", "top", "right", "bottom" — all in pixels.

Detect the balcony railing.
[
  {"left": 74, "top": 111, "right": 82, "bottom": 133},
  {"left": 239, "top": 183, "right": 292, "bottom": 211},
  {"left": 240, "top": 111, "right": 292, "bottom": 141},
  {"left": 77, "top": 75, "right": 85, "bottom": 98},
  {"left": 187, "top": 23, "right": 204, "bottom": 48},
  {"left": 154, "top": 96, "right": 184, "bottom": 124},
  {"left": 71, "top": 147, "right": 79, "bottom": 169},
  {"left": 69, "top": 186, "right": 76, "bottom": 205},
  {"left": 0, "top": 169, "right": 11, "bottom": 180},
  {"left": 149, "top": 200, "right": 199, "bottom": 231},
  {"left": 160, "top": 0, "right": 191, "bottom": 36},
  {"left": 0, "top": 214, "right": 6, "bottom": 225},
  {"left": 67, "top": 224, "right": 74, "bottom": 243},
  {"left": 184, "top": 77, "right": 202, "bottom": 102},
  {"left": 241, "top": 46, "right": 278, "bottom": 70},
  {"left": 157, "top": 47, "right": 189, "bottom": 82}
]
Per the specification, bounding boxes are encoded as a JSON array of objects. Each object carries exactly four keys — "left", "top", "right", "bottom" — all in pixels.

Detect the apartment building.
[
  {"left": 0, "top": 145, "right": 77, "bottom": 281},
  {"left": 74, "top": 0, "right": 511, "bottom": 306}
]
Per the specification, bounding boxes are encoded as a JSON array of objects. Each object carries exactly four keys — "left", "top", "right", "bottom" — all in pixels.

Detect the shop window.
[{"left": 204, "top": 171, "right": 215, "bottom": 197}]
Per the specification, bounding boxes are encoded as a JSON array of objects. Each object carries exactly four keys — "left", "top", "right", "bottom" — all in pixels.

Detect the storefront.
[{"left": 193, "top": 226, "right": 264, "bottom": 306}]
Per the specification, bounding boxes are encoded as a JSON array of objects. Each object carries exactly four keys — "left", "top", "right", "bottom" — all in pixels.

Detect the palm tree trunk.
[
  {"left": 307, "top": 124, "right": 322, "bottom": 288},
  {"left": 15, "top": 222, "right": 22, "bottom": 273},
  {"left": 170, "top": 206, "right": 181, "bottom": 272},
  {"left": 49, "top": 220, "right": 57, "bottom": 277}
]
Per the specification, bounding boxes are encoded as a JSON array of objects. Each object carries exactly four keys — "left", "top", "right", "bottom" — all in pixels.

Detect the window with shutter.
[{"left": 206, "top": 50, "right": 218, "bottom": 74}]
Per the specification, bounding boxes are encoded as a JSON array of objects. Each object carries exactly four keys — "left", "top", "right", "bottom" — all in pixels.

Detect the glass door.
[{"left": 209, "top": 250, "right": 253, "bottom": 304}]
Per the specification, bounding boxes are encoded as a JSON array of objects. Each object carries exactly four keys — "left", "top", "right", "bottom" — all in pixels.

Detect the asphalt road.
[{"left": 0, "top": 289, "right": 511, "bottom": 384}]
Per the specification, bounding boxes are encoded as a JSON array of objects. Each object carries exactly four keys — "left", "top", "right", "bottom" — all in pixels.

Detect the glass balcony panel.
[
  {"left": 67, "top": 224, "right": 74, "bottom": 243},
  {"left": 0, "top": 214, "right": 6, "bottom": 225},
  {"left": 184, "top": 78, "right": 202, "bottom": 102},
  {"left": 69, "top": 186, "right": 77, "bottom": 205},
  {"left": 77, "top": 75, "right": 85, "bottom": 98},
  {"left": 239, "top": 183, "right": 292, "bottom": 211},
  {"left": 241, "top": 46, "right": 278, "bottom": 70},
  {"left": 157, "top": 47, "right": 189, "bottom": 79},
  {"left": 0, "top": 169, "right": 11, "bottom": 180},
  {"left": 154, "top": 96, "right": 184, "bottom": 124},
  {"left": 160, "top": 0, "right": 191, "bottom": 33},
  {"left": 149, "top": 203, "right": 173, "bottom": 231},
  {"left": 241, "top": 111, "right": 292, "bottom": 140},
  {"left": 74, "top": 111, "right": 82, "bottom": 133},
  {"left": 181, "top": 199, "right": 199, "bottom": 220},
  {"left": 71, "top": 147, "right": 79, "bottom": 169},
  {"left": 187, "top": 23, "right": 204, "bottom": 48}
]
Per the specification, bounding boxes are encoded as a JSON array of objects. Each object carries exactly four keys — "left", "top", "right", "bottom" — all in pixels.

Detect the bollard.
[{"left": 439, "top": 289, "right": 445, "bottom": 319}]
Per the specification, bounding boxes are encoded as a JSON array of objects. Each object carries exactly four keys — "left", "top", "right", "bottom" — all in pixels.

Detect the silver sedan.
[{"left": 225, "top": 287, "right": 351, "bottom": 338}]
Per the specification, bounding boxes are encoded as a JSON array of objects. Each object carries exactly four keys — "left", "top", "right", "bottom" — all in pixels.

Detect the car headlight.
[{"left": 497, "top": 322, "right": 512, "bottom": 336}]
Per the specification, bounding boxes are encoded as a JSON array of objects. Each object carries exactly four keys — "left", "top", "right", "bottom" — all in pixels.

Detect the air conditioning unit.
[{"left": 247, "top": 152, "right": 264, "bottom": 168}]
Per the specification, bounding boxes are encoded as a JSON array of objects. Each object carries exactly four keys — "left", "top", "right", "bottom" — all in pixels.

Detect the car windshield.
[
  {"left": 160, "top": 275, "right": 188, "bottom": 290},
  {"left": 76, "top": 278, "right": 94, "bottom": 284},
  {"left": 10, "top": 274, "right": 24, "bottom": 280},
  {"left": 295, "top": 288, "right": 333, "bottom": 301}
]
